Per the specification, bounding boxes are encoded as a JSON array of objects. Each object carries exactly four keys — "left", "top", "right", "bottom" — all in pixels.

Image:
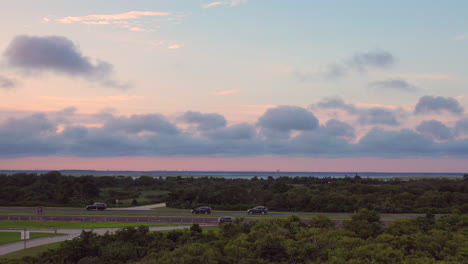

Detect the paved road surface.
[
  {"left": 0, "top": 225, "right": 191, "bottom": 256},
  {"left": 0, "top": 207, "right": 423, "bottom": 219}
]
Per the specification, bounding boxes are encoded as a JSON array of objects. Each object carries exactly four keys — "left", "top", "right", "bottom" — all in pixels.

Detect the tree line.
[
  {"left": 3, "top": 211, "right": 468, "bottom": 263},
  {"left": 1, "top": 171, "right": 468, "bottom": 213}
]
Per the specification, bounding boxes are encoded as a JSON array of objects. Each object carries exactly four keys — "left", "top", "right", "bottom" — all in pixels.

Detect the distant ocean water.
[{"left": 0, "top": 170, "right": 465, "bottom": 179}]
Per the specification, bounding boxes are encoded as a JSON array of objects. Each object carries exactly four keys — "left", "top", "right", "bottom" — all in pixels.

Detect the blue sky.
[{"left": 0, "top": 0, "right": 467, "bottom": 171}]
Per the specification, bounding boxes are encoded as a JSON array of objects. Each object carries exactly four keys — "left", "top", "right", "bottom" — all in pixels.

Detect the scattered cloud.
[
  {"left": 409, "top": 74, "right": 452, "bottom": 81},
  {"left": 167, "top": 44, "right": 183, "bottom": 49},
  {"left": 3, "top": 35, "right": 128, "bottom": 88},
  {"left": 369, "top": 79, "right": 418, "bottom": 92},
  {"left": 414, "top": 96, "right": 464, "bottom": 115},
  {"left": 129, "top": 26, "right": 147, "bottom": 32},
  {"left": 203, "top": 0, "right": 249, "bottom": 8},
  {"left": 348, "top": 50, "right": 395, "bottom": 71},
  {"left": 43, "top": 11, "right": 178, "bottom": 32},
  {"left": 311, "top": 97, "right": 358, "bottom": 114},
  {"left": 416, "top": 120, "right": 454, "bottom": 141},
  {"left": 213, "top": 89, "right": 240, "bottom": 95},
  {"left": 51, "top": 11, "right": 169, "bottom": 24},
  {"left": 40, "top": 95, "right": 143, "bottom": 103},
  {"left": 313, "top": 97, "right": 407, "bottom": 126},
  {"left": 294, "top": 64, "right": 347, "bottom": 81},
  {"left": 455, "top": 34, "right": 468, "bottom": 40},
  {"left": 203, "top": 2, "right": 225, "bottom": 8},
  {"left": 0, "top": 74, "right": 17, "bottom": 89},
  {"left": 294, "top": 50, "right": 396, "bottom": 82}
]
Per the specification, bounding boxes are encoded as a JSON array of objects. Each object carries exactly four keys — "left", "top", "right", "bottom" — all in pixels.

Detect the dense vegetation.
[
  {"left": 3, "top": 211, "right": 468, "bottom": 264},
  {"left": 1, "top": 171, "right": 468, "bottom": 213}
]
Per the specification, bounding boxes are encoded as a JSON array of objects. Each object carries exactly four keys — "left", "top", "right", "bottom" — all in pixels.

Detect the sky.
[{"left": 0, "top": 0, "right": 468, "bottom": 172}]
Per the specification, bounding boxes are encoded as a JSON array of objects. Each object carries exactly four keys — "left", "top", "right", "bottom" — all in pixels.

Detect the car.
[
  {"left": 247, "top": 206, "right": 268, "bottom": 215},
  {"left": 191, "top": 206, "right": 212, "bottom": 214},
  {"left": 218, "top": 216, "right": 235, "bottom": 224},
  {"left": 86, "top": 202, "right": 107, "bottom": 211}
]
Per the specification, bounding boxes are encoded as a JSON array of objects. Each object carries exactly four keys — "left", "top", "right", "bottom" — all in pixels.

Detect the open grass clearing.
[
  {"left": 0, "top": 232, "right": 62, "bottom": 245},
  {"left": 0, "top": 241, "right": 63, "bottom": 260}
]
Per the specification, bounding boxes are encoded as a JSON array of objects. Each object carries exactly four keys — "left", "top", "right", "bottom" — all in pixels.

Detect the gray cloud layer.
[
  {"left": 3, "top": 35, "right": 127, "bottom": 88},
  {"left": 416, "top": 120, "right": 454, "bottom": 141},
  {"left": 0, "top": 104, "right": 467, "bottom": 159},
  {"left": 414, "top": 96, "right": 464, "bottom": 115},
  {"left": 178, "top": 111, "right": 227, "bottom": 131},
  {"left": 358, "top": 108, "right": 400, "bottom": 126}
]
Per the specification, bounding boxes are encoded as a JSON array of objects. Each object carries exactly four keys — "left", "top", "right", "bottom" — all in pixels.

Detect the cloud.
[
  {"left": 313, "top": 97, "right": 406, "bottom": 126},
  {"left": 41, "top": 95, "right": 142, "bottom": 103},
  {"left": 369, "top": 79, "right": 418, "bottom": 92},
  {"left": 43, "top": 11, "right": 176, "bottom": 33},
  {"left": 203, "top": 2, "right": 225, "bottom": 8},
  {"left": 455, "top": 34, "right": 468, "bottom": 40},
  {"left": 257, "top": 106, "right": 319, "bottom": 140},
  {"left": 348, "top": 50, "right": 395, "bottom": 71},
  {"left": 3, "top": 35, "right": 127, "bottom": 88},
  {"left": 0, "top": 74, "right": 16, "bottom": 89},
  {"left": 414, "top": 96, "right": 464, "bottom": 115},
  {"left": 358, "top": 108, "right": 400, "bottom": 126},
  {"left": 358, "top": 128, "right": 434, "bottom": 157},
  {"left": 294, "top": 50, "right": 395, "bottom": 82},
  {"left": 178, "top": 111, "right": 227, "bottom": 131},
  {"left": 1, "top": 106, "right": 468, "bottom": 158},
  {"left": 454, "top": 118, "right": 468, "bottom": 137},
  {"left": 52, "top": 11, "right": 170, "bottom": 24},
  {"left": 311, "top": 97, "right": 358, "bottom": 114},
  {"left": 294, "top": 64, "right": 347, "bottom": 81},
  {"left": 416, "top": 120, "right": 453, "bottom": 141},
  {"left": 323, "top": 119, "right": 355, "bottom": 139},
  {"left": 204, "top": 123, "right": 256, "bottom": 140},
  {"left": 213, "top": 90, "right": 240, "bottom": 95},
  {"left": 167, "top": 44, "right": 183, "bottom": 49},
  {"left": 203, "top": 0, "right": 249, "bottom": 8},
  {"left": 104, "top": 114, "right": 180, "bottom": 135},
  {"left": 257, "top": 106, "right": 319, "bottom": 134}
]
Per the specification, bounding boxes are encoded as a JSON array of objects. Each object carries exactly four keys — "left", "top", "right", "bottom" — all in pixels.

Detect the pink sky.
[{"left": 0, "top": 156, "right": 466, "bottom": 172}]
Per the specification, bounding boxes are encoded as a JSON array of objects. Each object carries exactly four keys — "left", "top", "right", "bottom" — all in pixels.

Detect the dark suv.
[
  {"left": 86, "top": 202, "right": 107, "bottom": 211},
  {"left": 191, "top": 206, "right": 212, "bottom": 214},
  {"left": 247, "top": 206, "right": 268, "bottom": 215},
  {"left": 218, "top": 216, "right": 235, "bottom": 224}
]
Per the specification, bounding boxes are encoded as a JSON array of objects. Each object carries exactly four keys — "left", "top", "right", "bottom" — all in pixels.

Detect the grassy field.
[
  {"left": 0, "top": 221, "right": 188, "bottom": 229},
  {"left": 0, "top": 241, "right": 63, "bottom": 260},
  {"left": 0, "top": 232, "right": 62, "bottom": 245}
]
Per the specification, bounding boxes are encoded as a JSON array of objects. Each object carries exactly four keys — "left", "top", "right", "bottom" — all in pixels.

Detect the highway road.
[{"left": 0, "top": 207, "right": 423, "bottom": 219}]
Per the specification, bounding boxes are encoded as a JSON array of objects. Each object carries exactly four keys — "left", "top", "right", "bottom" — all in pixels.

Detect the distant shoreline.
[{"left": 0, "top": 170, "right": 465, "bottom": 179}]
